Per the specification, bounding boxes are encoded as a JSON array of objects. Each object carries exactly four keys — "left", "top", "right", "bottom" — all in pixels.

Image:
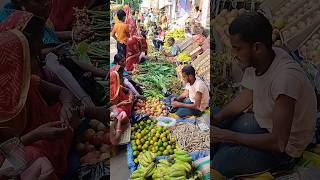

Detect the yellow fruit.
[
  {"left": 136, "top": 139, "right": 141, "bottom": 145},
  {"left": 150, "top": 140, "right": 154, "bottom": 145},
  {"left": 137, "top": 133, "right": 142, "bottom": 139},
  {"left": 153, "top": 137, "right": 158, "bottom": 142},
  {"left": 134, "top": 159, "right": 139, "bottom": 164},
  {"left": 161, "top": 137, "right": 167, "bottom": 142},
  {"left": 163, "top": 150, "right": 169, "bottom": 155},
  {"left": 138, "top": 145, "right": 142, "bottom": 150},
  {"left": 170, "top": 138, "right": 176, "bottom": 143}
]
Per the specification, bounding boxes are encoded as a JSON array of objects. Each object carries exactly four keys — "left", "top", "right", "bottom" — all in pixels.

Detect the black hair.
[
  {"left": 137, "top": 19, "right": 141, "bottom": 23},
  {"left": 22, "top": 16, "right": 45, "bottom": 56},
  {"left": 114, "top": 53, "right": 125, "bottom": 64},
  {"left": 117, "top": 9, "right": 126, "bottom": 21},
  {"left": 168, "top": 37, "right": 175, "bottom": 43},
  {"left": 117, "top": 66, "right": 125, "bottom": 78},
  {"left": 132, "top": 11, "right": 135, "bottom": 16},
  {"left": 229, "top": 12, "right": 273, "bottom": 50},
  {"left": 195, "top": 6, "right": 199, "bottom": 11},
  {"left": 182, "top": 65, "right": 195, "bottom": 77}
]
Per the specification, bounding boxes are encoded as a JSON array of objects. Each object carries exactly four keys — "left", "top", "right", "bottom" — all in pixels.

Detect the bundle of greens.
[
  {"left": 71, "top": 40, "right": 108, "bottom": 68},
  {"left": 211, "top": 52, "right": 236, "bottom": 108},
  {"left": 74, "top": 8, "right": 107, "bottom": 42},
  {"left": 132, "top": 61, "right": 182, "bottom": 99}
]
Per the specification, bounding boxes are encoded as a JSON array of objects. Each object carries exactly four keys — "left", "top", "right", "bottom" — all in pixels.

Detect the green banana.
[
  {"left": 175, "top": 161, "right": 192, "bottom": 172},
  {"left": 143, "top": 162, "right": 156, "bottom": 177},
  {"left": 142, "top": 153, "right": 150, "bottom": 163},
  {"left": 171, "top": 164, "right": 186, "bottom": 171},
  {"left": 159, "top": 159, "right": 171, "bottom": 165},
  {"left": 130, "top": 169, "right": 144, "bottom": 179},
  {"left": 168, "top": 168, "right": 186, "bottom": 177},
  {"left": 174, "top": 155, "right": 192, "bottom": 163},
  {"left": 139, "top": 160, "right": 149, "bottom": 168},
  {"left": 144, "top": 152, "right": 152, "bottom": 163},
  {"left": 175, "top": 150, "right": 189, "bottom": 155}
]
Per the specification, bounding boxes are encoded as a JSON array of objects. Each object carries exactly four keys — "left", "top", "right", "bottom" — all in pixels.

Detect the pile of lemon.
[{"left": 131, "top": 120, "right": 178, "bottom": 164}]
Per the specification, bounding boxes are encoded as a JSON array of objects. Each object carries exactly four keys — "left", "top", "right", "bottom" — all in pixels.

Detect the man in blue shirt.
[{"left": 162, "top": 37, "right": 181, "bottom": 57}]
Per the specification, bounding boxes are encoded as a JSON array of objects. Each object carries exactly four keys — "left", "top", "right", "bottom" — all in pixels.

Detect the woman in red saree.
[
  {"left": 109, "top": 68, "right": 133, "bottom": 144},
  {"left": 125, "top": 36, "right": 142, "bottom": 72},
  {"left": 0, "top": 28, "right": 75, "bottom": 179},
  {"left": 135, "top": 34, "right": 148, "bottom": 55},
  {"left": 124, "top": 5, "right": 137, "bottom": 37},
  {"left": 0, "top": 11, "right": 108, "bottom": 180}
]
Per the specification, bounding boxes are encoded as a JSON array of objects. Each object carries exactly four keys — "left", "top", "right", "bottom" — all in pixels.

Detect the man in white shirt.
[
  {"left": 211, "top": 12, "right": 317, "bottom": 178},
  {"left": 172, "top": 65, "right": 209, "bottom": 118}
]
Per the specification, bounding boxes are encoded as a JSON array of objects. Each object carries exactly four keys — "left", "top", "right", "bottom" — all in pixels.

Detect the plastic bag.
[
  {"left": 130, "top": 112, "right": 149, "bottom": 124},
  {"left": 77, "top": 161, "right": 109, "bottom": 180}
]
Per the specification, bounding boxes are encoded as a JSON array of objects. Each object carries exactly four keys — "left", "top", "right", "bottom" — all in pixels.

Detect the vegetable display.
[
  {"left": 132, "top": 61, "right": 182, "bottom": 98},
  {"left": 74, "top": 8, "right": 107, "bottom": 42},
  {"left": 212, "top": 53, "right": 235, "bottom": 108},
  {"left": 131, "top": 120, "right": 178, "bottom": 163},
  {"left": 164, "top": 28, "right": 185, "bottom": 48},
  {"left": 130, "top": 150, "right": 203, "bottom": 180},
  {"left": 73, "top": 8, "right": 108, "bottom": 68},
  {"left": 169, "top": 123, "right": 209, "bottom": 153},
  {"left": 75, "top": 119, "right": 109, "bottom": 165},
  {"left": 134, "top": 98, "right": 168, "bottom": 117}
]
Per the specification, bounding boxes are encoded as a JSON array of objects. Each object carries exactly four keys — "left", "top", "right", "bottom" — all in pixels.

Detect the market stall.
[
  {"left": 212, "top": 0, "right": 320, "bottom": 178},
  {"left": 111, "top": 5, "right": 212, "bottom": 178},
  {"left": 51, "top": 6, "right": 110, "bottom": 180}
]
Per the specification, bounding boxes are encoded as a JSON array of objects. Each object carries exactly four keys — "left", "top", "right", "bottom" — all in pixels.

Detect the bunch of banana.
[
  {"left": 130, "top": 169, "right": 145, "bottom": 180},
  {"left": 142, "top": 162, "right": 156, "bottom": 177},
  {"left": 131, "top": 151, "right": 157, "bottom": 179},
  {"left": 138, "top": 151, "right": 155, "bottom": 168},
  {"left": 173, "top": 150, "right": 192, "bottom": 163}
]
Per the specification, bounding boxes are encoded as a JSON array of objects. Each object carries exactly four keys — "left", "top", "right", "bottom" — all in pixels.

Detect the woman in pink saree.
[{"left": 124, "top": 5, "right": 136, "bottom": 37}]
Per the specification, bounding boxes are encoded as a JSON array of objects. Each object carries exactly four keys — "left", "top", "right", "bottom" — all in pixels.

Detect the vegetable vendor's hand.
[
  {"left": 211, "top": 126, "right": 232, "bottom": 143},
  {"left": 171, "top": 101, "right": 181, "bottom": 108},
  {"left": 60, "top": 102, "right": 73, "bottom": 125},
  {"left": 33, "top": 121, "right": 68, "bottom": 140}
]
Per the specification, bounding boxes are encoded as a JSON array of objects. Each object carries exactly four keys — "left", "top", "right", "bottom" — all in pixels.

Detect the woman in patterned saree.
[
  {"left": 0, "top": 12, "right": 107, "bottom": 180},
  {"left": 124, "top": 5, "right": 137, "bottom": 37}
]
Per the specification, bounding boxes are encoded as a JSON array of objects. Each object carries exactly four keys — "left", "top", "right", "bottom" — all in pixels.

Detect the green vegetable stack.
[{"left": 132, "top": 61, "right": 182, "bottom": 99}]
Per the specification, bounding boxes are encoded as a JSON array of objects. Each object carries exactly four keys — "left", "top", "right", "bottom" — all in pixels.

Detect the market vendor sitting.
[
  {"left": 172, "top": 65, "right": 209, "bottom": 118},
  {"left": 162, "top": 37, "right": 181, "bottom": 57},
  {"left": 211, "top": 12, "right": 317, "bottom": 178}
]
